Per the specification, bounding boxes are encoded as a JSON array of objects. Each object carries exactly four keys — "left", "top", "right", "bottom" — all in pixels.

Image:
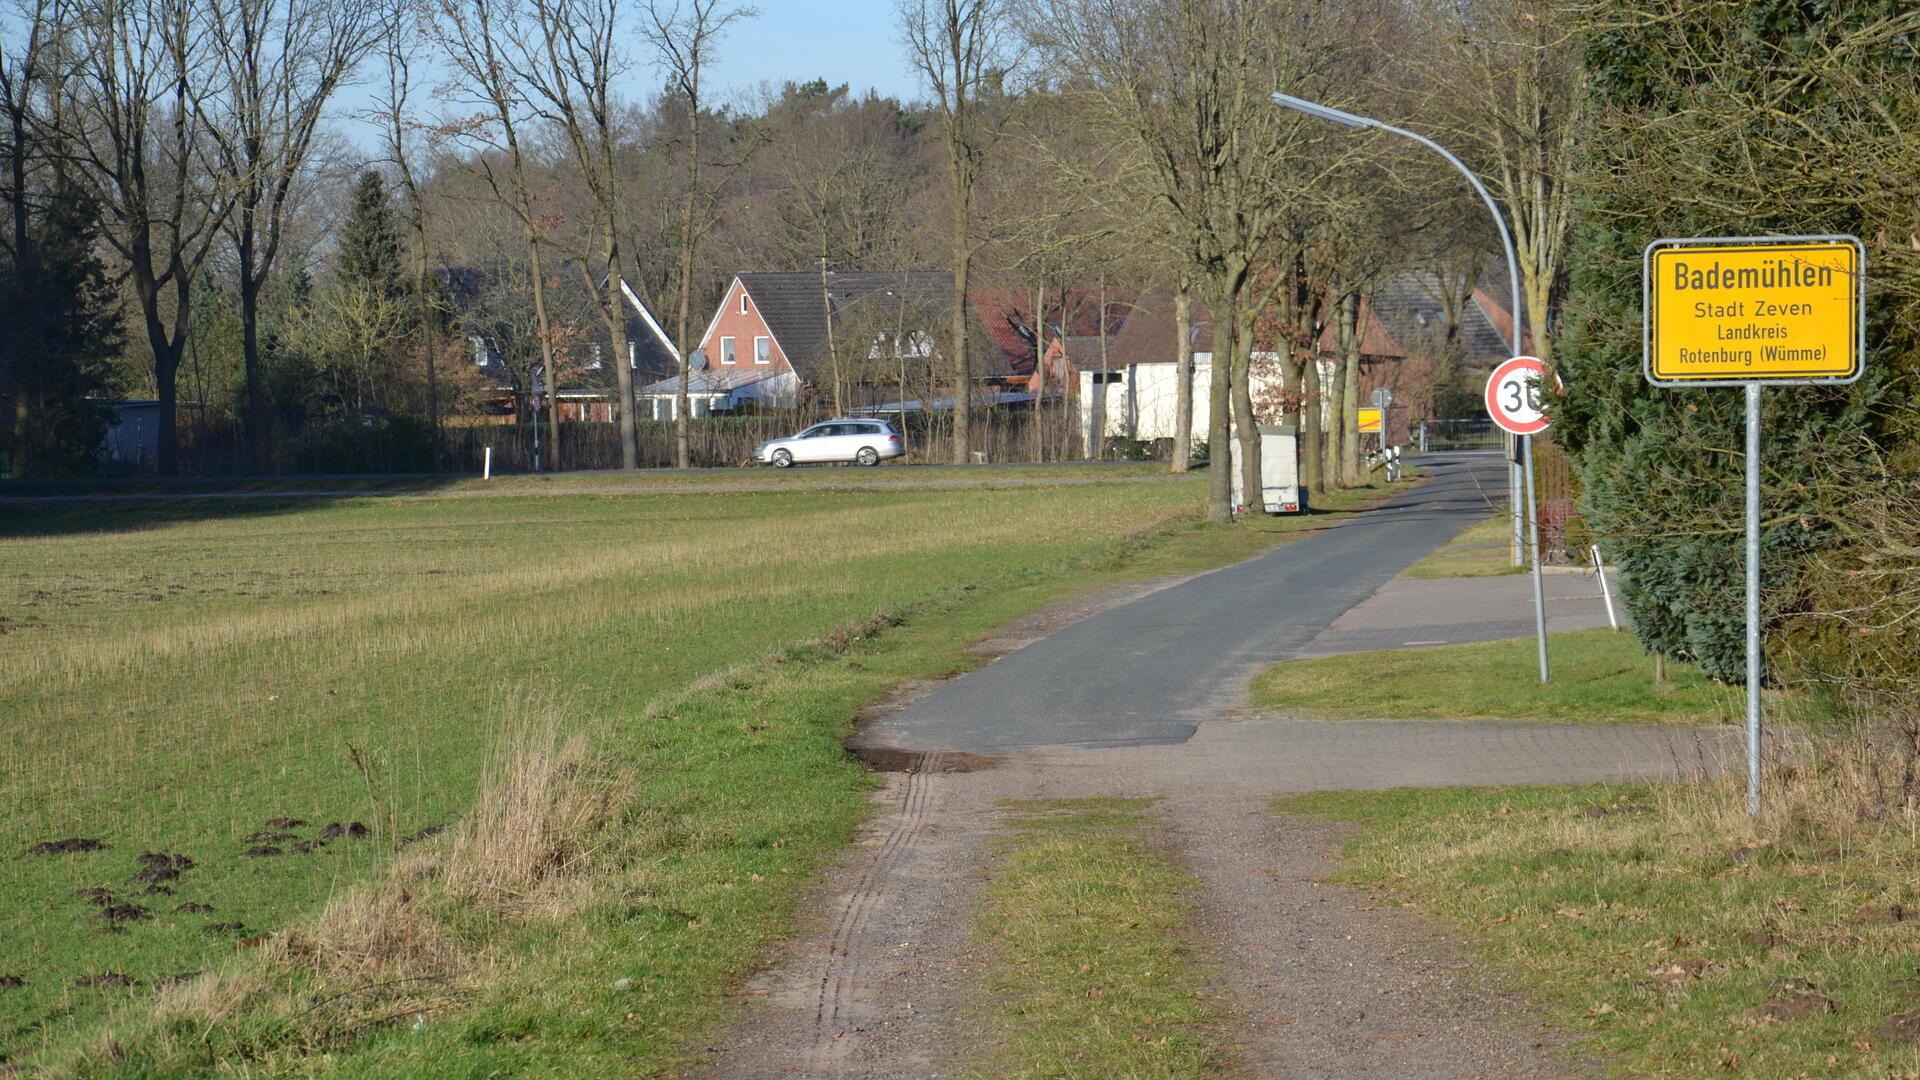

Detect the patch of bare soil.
[
  {"left": 72, "top": 973, "right": 133, "bottom": 989},
  {"left": 847, "top": 746, "right": 998, "bottom": 774},
  {"left": 130, "top": 852, "right": 194, "bottom": 890},
  {"left": 26, "top": 838, "right": 106, "bottom": 856},
  {"left": 1180, "top": 805, "right": 1590, "bottom": 1079}
]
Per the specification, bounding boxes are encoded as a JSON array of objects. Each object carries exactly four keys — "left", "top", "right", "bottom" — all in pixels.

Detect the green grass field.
[
  {"left": 1248, "top": 629, "right": 1740, "bottom": 725},
  {"left": 967, "top": 799, "right": 1224, "bottom": 1080},
  {"left": 1278, "top": 785, "right": 1920, "bottom": 1079},
  {"left": 1400, "top": 511, "right": 1524, "bottom": 579},
  {"left": 0, "top": 467, "right": 1408, "bottom": 1074}
]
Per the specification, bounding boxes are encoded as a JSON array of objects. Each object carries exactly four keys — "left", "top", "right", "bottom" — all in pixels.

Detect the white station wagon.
[{"left": 755, "top": 419, "right": 905, "bottom": 468}]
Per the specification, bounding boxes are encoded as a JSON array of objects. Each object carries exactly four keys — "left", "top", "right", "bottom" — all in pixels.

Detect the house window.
[
  {"left": 739, "top": 291, "right": 749, "bottom": 315},
  {"left": 754, "top": 336, "right": 770, "bottom": 365},
  {"left": 628, "top": 340, "right": 636, "bottom": 369},
  {"left": 720, "top": 336, "right": 736, "bottom": 365},
  {"left": 588, "top": 343, "right": 602, "bottom": 370}
]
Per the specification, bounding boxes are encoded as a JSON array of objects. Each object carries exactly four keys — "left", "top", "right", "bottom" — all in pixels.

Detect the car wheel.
[
  {"left": 856, "top": 447, "right": 879, "bottom": 467},
  {"left": 772, "top": 448, "right": 793, "bottom": 468}
]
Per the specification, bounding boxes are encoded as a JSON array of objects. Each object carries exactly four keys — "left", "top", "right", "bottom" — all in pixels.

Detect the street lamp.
[{"left": 1272, "top": 91, "right": 1549, "bottom": 683}]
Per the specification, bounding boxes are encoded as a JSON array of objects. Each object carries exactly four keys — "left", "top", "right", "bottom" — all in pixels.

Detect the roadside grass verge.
[
  {"left": 1276, "top": 781, "right": 1920, "bottom": 1079},
  {"left": 1249, "top": 629, "right": 1740, "bottom": 725},
  {"left": 2, "top": 471, "right": 1409, "bottom": 1074},
  {"left": 1400, "top": 511, "right": 1524, "bottom": 579},
  {"left": 965, "top": 798, "right": 1228, "bottom": 1080}
]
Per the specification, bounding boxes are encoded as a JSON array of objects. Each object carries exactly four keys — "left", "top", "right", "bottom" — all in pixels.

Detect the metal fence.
[
  {"left": 150, "top": 402, "right": 1089, "bottom": 477},
  {"left": 1418, "top": 417, "right": 1505, "bottom": 452}
]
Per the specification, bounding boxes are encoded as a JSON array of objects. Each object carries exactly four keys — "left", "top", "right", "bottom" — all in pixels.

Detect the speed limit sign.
[{"left": 1485, "top": 356, "right": 1557, "bottom": 436}]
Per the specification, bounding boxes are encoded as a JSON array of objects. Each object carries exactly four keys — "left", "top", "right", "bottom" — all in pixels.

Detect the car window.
[{"left": 801, "top": 425, "right": 831, "bottom": 438}]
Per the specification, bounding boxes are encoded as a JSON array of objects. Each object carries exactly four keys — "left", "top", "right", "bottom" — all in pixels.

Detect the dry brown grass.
[
  {"left": 1686, "top": 725, "right": 1920, "bottom": 849},
  {"left": 46, "top": 690, "right": 626, "bottom": 1077},
  {"left": 439, "top": 694, "right": 625, "bottom": 914}
]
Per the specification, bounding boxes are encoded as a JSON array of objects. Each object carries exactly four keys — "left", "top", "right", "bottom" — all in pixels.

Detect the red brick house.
[{"left": 642, "top": 270, "right": 1028, "bottom": 416}]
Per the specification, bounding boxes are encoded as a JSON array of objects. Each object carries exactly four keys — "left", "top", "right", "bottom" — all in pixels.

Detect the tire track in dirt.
[{"left": 805, "top": 751, "right": 944, "bottom": 1073}]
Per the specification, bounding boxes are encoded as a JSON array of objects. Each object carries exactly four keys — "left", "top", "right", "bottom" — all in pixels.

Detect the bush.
[{"left": 1551, "top": 0, "right": 1917, "bottom": 683}]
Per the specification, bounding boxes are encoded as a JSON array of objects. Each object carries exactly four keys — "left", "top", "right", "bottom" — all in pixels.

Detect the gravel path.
[{"left": 690, "top": 723, "right": 1734, "bottom": 1080}]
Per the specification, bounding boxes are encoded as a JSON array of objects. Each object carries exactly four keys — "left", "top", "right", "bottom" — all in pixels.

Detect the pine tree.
[
  {"left": 336, "top": 170, "right": 405, "bottom": 301},
  {"left": 0, "top": 173, "right": 121, "bottom": 476}
]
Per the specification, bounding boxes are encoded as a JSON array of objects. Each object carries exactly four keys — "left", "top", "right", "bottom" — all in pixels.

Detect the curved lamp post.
[{"left": 1272, "top": 91, "right": 1549, "bottom": 683}]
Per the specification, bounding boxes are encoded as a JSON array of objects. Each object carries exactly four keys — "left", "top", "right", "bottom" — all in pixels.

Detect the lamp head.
[{"left": 1270, "top": 92, "right": 1376, "bottom": 130}]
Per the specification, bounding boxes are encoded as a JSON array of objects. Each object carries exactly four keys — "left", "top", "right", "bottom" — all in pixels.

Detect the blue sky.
[
  {"left": 722, "top": 0, "right": 922, "bottom": 101},
  {"left": 336, "top": 0, "right": 921, "bottom": 151}
]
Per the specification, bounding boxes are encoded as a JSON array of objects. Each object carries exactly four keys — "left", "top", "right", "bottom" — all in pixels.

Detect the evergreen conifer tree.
[
  {"left": 1552, "top": 0, "right": 1915, "bottom": 681},
  {"left": 336, "top": 170, "right": 405, "bottom": 301}
]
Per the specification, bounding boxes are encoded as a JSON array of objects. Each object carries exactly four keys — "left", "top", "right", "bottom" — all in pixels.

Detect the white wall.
[{"left": 1077, "top": 355, "right": 1344, "bottom": 456}]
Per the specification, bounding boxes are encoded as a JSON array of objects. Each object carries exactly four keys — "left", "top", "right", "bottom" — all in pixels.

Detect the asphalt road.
[{"left": 865, "top": 452, "right": 1512, "bottom": 752}]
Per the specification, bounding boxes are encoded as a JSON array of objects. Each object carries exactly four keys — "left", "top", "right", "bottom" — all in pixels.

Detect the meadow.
[{"left": 0, "top": 467, "right": 1224, "bottom": 1073}]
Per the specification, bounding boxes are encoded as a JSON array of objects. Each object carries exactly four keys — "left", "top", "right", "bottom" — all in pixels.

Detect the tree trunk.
[
  {"left": 896, "top": 276, "right": 909, "bottom": 462},
  {"left": 949, "top": 207, "right": 970, "bottom": 464},
  {"left": 239, "top": 272, "right": 268, "bottom": 471},
  {"left": 1230, "top": 313, "right": 1260, "bottom": 512},
  {"left": 7, "top": 102, "right": 29, "bottom": 478},
  {"left": 1322, "top": 305, "right": 1348, "bottom": 490},
  {"left": 1031, "top": 284, "right": 1045, "bottom": 461},
  {"left": 1338, "top": 291, "right": 1363, "bottom": 488},
  {"left": 673, "top": 224, "right": 693, "bottom": 467},
  {"left": 602, "top": 256, "right": 638, "bottom": 470},
  {"left": 1172, "top": 277, "right": 1192, "bottom": 473},
  {"left": 8, "top": 392, "right": 27, "bottom": 480},
  {"left": 1300, "top": 362, "right": 1320, "bottom": 492},
  {"left": 417, "top": 256, "right": 439, "bottom": 469},
  {"left": 672, "top": 99, "right": 701, "bottom": 470},
  {"left": 1524, "top": 272, "right": 1550, "bottom": 363},
  {"left": 1206, "top": 324, "right": 1232, "bottom": 523},
  {"left": 526, "top": 234, "right": 560, "bottom": 471},
  {"left": 820, "top": 258, "right": 843, "bottom": 416}
]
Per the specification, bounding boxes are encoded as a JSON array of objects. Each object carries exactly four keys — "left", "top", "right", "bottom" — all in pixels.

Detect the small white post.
[
  {"left": 483, "top": 446, "right": 492, "bottom": 480},
  {"left": 1592, "top": 544, "right": 1619, "bottom": 631}
]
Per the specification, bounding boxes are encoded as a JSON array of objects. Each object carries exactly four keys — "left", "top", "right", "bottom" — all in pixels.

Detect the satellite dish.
[{"left": 689, "top": 349, "right": 707, "bottom": 371}]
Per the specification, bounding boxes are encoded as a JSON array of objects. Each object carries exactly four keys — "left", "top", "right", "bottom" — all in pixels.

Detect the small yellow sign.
[
  {"left": 1646, "top": 239, "right": 1861, "bottom": 384},
  {"left": 1356, "top": 407, "right": 1383, "bottom": 434}
]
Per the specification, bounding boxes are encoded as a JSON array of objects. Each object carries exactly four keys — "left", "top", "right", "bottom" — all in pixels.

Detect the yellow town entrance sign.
[{"left": 1644, "top": 237, "right": 1864, "bottom": 386}]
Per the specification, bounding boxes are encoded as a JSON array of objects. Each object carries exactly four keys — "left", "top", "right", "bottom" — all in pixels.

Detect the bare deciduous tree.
[
  {"left": 642, "top": 0, "right": 754, "bottom": 468},
  {"left": 1418, "top": 0, "right": 1580, "bottom": 360},
  {"left": 1031, "top": 0, "right": 1351, "bottom": 520},
  {"left": 901, "top": 0, "right": 1017, "bottom": 464},
  {"left": 522, "top": 0, "right": 641, "bottom": 468},
  {"left": 205, "top": 0, "right": 380, "bottom": 465},
  {"left": 432, "top": 0, "right": 565, "bottom": 470},
  {"left": 68, "top": 0, "right": 230, "bottom": 475},
  {"left": 375, "top": 2, "right": 441, "bottom": 458}
]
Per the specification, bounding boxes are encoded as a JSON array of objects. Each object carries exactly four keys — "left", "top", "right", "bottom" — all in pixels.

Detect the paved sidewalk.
[{"left": 1295, "top": 569, "right": 1625, "bottom": 658}]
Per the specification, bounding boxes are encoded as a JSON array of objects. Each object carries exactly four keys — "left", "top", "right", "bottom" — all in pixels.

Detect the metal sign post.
[
  {"left": 1486, "top": 355, "right": 1556, "bottom": 684},
  {"left": 1644, "top": 235, "right": 1865, "bottom": 815}
]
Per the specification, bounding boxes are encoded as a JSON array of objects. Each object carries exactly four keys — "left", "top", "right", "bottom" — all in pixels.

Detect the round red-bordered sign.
[{"left": 1485, "top": 356, "right": 1558, "bottom": 436}]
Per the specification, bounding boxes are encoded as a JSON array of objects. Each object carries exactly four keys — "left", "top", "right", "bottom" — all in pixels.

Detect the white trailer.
[{"left": 1230, "top": 424, "right": 1307, "bottom": 515}]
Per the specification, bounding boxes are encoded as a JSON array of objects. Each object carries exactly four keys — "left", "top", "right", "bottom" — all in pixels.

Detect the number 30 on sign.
[{"left": 1486, "top": 355, "right": 1558, "bottom": 436}]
